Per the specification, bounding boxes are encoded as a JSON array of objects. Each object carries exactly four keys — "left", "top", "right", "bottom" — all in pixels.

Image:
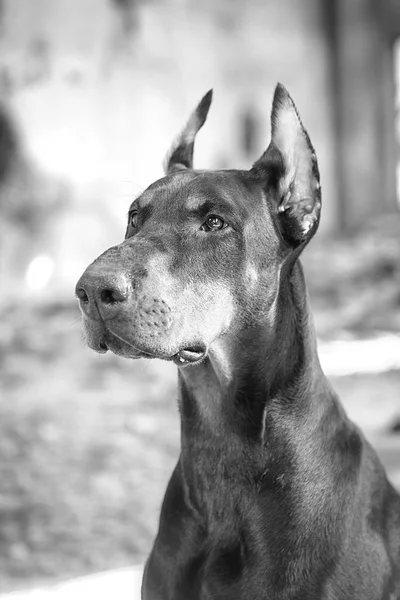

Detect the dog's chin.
[
  {"left": 99, "top": 337, "right": 208, "bottom": 366},
  {"left": 83, "top": 320, "right": 208, "bottom": 365}
]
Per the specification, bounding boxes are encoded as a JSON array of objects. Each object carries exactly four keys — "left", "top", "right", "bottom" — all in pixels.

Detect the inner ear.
[
  {"left": 251, "top": 84, "right": 321, "bottom": 246},
  {"left": 164, "top": 90, "right": 213, "bottom": 175}
]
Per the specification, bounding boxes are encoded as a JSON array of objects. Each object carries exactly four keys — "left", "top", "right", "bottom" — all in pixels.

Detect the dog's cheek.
[{"left": 178, "top": 281, "right": 236, "bottom": 343}]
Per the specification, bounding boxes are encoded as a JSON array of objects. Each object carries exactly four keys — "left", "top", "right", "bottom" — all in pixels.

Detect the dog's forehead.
[
  {"left": 137, "top": 171, "right": 199, "bottom": 208},
  {"left": 135, "top": 170, "right": 263, "bottom": 216}
]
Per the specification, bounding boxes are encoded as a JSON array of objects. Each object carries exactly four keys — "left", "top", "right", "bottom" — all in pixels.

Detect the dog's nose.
[{"left": 75, "top": 269, "right": 130, "bottom": 320}]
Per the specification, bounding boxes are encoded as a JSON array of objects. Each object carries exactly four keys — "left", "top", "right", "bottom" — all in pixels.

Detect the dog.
[{"left": 76, "top": 84, "right": 400, "bottom": 599}]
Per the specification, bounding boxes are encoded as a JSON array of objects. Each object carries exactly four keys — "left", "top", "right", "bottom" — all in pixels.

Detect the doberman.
[{"left": 76, "top": 85, "right": 400, "bottom": 599}]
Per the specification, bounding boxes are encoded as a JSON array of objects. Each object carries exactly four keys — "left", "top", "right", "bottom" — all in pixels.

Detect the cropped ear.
[
  {"left": 251, "top": 83, "right": 321, "bottom": 246},
  {"left": 164, "top": 90, "right": 213, "bottom": 174}
]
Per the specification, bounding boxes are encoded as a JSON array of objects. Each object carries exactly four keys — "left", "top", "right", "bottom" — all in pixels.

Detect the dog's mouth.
[
  {"left": 92, "top": 328, "right": 208, "bottom": 366},
  {"left": 93, "top": 332, "right": 147, "bottom": 359},
  {"left": 82, "top": 313, "right": 208, "bottom": 366},
  {"left": 173, "top": 346, "right": 208, "bottom": 366}
]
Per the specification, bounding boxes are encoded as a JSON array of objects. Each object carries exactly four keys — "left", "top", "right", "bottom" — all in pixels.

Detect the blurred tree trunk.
[{"left": 328, "top": 0, "right": 398, "bottom": 231}]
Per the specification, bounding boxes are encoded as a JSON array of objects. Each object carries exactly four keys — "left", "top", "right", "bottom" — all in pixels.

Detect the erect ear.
[
  {"left": 251, "top": 83, "right": 321, "bottom": 246},
  {"left": 164, "top": 90, "right": 213, "bottom": 174}
]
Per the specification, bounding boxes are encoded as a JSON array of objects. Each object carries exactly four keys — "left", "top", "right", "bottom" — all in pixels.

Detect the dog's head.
[{"left": 76, "top": 84, "right": 321, "bottom": 366}]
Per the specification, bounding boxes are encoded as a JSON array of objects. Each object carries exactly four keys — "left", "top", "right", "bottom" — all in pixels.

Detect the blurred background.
[{"left": 0, "top": 0, "right": 399, "bottom": 595}]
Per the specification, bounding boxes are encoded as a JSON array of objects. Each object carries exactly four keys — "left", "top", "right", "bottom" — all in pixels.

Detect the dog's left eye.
[{"left": 201, "top": 215, "right": 227, "bottom": 232}]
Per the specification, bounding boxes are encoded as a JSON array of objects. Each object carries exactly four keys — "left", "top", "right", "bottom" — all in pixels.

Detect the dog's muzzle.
[{"left": 75, "top": 266, "right": 207, "bottom": 366}]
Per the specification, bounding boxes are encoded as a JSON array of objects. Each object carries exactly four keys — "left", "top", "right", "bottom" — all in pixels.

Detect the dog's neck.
[
  {"left": 178, "top": 260, "right": 323, "bottom": 435},
  {"left": 176, "top": 260, "right": 335, "bottom": 517}
]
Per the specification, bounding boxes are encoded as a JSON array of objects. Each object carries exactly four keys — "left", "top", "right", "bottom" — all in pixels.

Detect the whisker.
[{"left": 69, "top": 316, "right": 82, "bottom": 327}]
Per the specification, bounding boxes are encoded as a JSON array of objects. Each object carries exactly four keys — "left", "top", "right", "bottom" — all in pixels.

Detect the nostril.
[
  {"left": 100, "top": 289, "right": 115, "bottom": 304},
  {"left": 100, "top": 288, "right": 126, "bottom": 305},
  {"left": 76, "top": 287, "right": 89, "bottom": 302}
]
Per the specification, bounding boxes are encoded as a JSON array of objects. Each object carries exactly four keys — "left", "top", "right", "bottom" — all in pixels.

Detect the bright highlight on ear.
[
  {"left": 165, "top": 90, "right": 213, "bottom": 174},
  {"left": 252, "top": 83, "right": 321, "bottom": 245}
]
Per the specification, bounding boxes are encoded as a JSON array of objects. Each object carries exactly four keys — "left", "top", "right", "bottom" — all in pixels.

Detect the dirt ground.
[{"left": 0, "top": 218, "right": 399, "bottom": 592}]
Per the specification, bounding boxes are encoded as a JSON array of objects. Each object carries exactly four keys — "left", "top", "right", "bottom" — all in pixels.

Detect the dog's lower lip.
[{"left": 174, "top": 346, "right": 207, "bottom": 365}]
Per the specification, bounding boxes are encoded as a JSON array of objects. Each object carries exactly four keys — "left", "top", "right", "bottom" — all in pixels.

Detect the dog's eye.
[
  {"left": 201, "top": 215, "right": 226, "bottom": 232},
  {"left": 129, "top": 211, "right": 138, "bottom": 229}
]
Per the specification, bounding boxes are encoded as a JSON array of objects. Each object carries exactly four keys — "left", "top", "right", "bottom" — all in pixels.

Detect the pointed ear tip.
[
  {"left": 274, "top": 82, "right": 292, "bottom": 104},
  {"left": 195, "top": 89, "right": 213, "bottom": 123},
  {"left": 201, "top": 88, "right": 213, "bottom": 108}
]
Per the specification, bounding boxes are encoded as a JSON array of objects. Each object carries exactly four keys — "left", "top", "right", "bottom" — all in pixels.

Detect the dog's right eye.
[{"left": 201, "top": 215, "right": 227, "bottom": 232}]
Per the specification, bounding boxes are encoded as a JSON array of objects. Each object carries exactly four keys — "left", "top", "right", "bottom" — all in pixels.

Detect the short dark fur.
[{"left": 76, "top": 85, "right": 400, "bottom": 599}]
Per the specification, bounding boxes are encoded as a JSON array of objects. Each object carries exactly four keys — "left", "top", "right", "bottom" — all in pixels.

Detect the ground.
[{"left": 0, "top": 217, "right": 399, "bottom": 593}]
